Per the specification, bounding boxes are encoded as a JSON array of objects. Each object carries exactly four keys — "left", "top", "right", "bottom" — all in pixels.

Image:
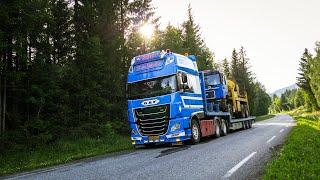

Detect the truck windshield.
[
  {"left": 127, "top": 75, "right": 178, "bottom": 100},
  {"left": 205, "top": 73, "right": 221, "bottom": 87}
]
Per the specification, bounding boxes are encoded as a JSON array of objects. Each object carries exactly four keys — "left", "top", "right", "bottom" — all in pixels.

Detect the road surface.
[{"left": 3, "top": 115, "right": 295, "bottom": 180}]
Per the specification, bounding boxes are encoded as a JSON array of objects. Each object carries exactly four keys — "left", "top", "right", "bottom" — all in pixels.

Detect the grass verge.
[
  {"left": 0, "top": 134, "right": 132, "bottom": 176},
  {"left": 255, "top": 114, "right": 275, "bottom": 122},
  {"left": 263, "top": 110, "right": 320, "bottom": 179}
]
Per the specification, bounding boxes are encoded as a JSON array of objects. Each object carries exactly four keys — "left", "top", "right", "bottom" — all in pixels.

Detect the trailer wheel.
[
  {"left": 221, "top": 119, "right": 228, "bottom": 136},
  {"left": 248, "top": 120, "right": 252, "bottom": 128},
  {"left": 214, "top": 119, "right": 221, "bottom": 138},
  {"left": 242, "top": 121, "right": 247, "bottom": 130},
  {"left": 190, "top": 119, "right": 201, "bottom": 144}
]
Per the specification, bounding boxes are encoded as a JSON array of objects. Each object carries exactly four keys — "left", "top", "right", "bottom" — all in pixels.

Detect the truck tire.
[
  {"left": 190, "top": 119, "right": 201, "bottom": 144},
  {"left": 242, "top": 121, "right": 247, "bottom": 130},
  {"left": 221, "top": 119, "right": 228, "bottom": 136},
  {"left": 214, "top": 119, "right": 221, "bottom": 138},
  {"left": 248, "top": 120, "right": 252, "bottom": 128}
]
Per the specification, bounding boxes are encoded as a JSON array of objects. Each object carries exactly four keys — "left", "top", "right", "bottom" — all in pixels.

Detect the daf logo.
[{"left": 141, "top": 99, "right": 159, "bottom": 106}]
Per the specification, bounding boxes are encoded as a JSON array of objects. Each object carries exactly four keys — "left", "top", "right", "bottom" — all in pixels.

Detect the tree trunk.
[
  {"left": 0, "top": 75, "right": 2, "bottom": 136},
  {"left": 2, "top": 76, "right": 6, "bottom": 134}
]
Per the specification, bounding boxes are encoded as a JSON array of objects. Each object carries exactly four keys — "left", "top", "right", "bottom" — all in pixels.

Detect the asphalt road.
[{"left": 4, "top": 115, "right": 296, "bottom": 180}]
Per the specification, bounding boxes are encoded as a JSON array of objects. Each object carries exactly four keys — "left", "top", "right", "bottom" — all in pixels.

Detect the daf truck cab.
[{"left": 127, "top": 50, "right": 203, "bottom": 145}]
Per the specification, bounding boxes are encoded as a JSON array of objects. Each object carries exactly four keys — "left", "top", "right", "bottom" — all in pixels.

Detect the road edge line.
[
  {"left": 267, "top": 136, "right": 276, "bottom": 143},
  {"left": 223, "top": 152, "right": 257, "bottom": 178}
]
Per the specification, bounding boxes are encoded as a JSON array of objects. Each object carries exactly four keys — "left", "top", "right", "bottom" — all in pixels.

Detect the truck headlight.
[{"left": 171, "top": 123, "right": 181, "bottom": 132}]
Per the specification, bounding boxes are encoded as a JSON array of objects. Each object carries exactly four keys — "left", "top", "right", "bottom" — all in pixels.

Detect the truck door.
[
  {"left": 179, "top": 72, "right": 203, "bottom": 110},
  {"left": 222, "top": 74, "right": 228, "bottom": 97}
]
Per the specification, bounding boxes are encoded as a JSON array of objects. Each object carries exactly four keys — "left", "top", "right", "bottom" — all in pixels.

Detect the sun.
[{"left": 139, "top": 24, "right": 154, "bottom": 39}]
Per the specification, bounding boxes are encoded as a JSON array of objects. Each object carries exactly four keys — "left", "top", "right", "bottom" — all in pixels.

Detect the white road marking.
[
  {"left": 223, "top": 152, "right": 257, "bottom": 178},
  {"left": 280, "top": 129, "right": 284, "bottom": 133},
  {"left": 267, "top": 136, "right": 276, "bottom": 143}
]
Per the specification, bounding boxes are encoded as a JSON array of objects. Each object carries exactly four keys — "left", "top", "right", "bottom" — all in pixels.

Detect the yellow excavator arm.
[{"left": 227, "top": 80, "right": 249, "bottom": 117}]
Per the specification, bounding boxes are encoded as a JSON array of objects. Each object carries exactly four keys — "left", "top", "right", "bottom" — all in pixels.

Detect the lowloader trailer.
[{"left": 126, "top": 50, "right": 255, "bottom": 146}]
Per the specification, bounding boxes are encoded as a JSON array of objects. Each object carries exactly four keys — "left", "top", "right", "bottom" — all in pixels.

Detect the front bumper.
[{"left": 130, "top": 117, "right": 192, "bottom": 145}]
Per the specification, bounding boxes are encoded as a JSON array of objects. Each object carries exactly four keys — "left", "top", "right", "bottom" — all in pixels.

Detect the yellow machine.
[{"left": 227, "top": 80, "right": 249, "bottom": 118}]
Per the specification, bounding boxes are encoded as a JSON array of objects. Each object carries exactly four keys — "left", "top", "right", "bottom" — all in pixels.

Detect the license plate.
[{"left": 149, "top": 136, "right": 159, "bottom": 141}]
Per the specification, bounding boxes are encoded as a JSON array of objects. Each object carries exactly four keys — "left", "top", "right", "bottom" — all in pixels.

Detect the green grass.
[
  {"left": 264, "top": 111, "right": 320, "bottom": 179},
  {"left": 255, "top": 114, "right": 275, "bottom": 122},
  {"left": 0, "top": 134, "right": 132, "bottom": 176}
]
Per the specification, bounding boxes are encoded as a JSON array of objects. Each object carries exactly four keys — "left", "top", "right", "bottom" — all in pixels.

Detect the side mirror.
[
  {"left": 182, "top": 74, "right": 187, "bottom": 83},
  {"left": 177, "top": 72, "right": 189, "bottom": 91}
]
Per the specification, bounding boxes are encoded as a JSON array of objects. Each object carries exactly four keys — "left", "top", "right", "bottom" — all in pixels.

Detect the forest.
[
  {"left": 269, "top": 44, "right": 320, "bottom": 113},
  {"left": 0, "top": 0, "right": 270, "bottom": 151}
]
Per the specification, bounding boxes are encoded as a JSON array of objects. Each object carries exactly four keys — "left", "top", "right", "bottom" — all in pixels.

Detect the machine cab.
[
  {"left": 203, "top": 70, "right": 228, "bottom": 100},
  {"left": 201, "top": 70, "right": 228, "bottom": 112}
]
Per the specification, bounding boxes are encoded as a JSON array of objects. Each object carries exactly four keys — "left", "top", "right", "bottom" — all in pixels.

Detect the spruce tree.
[
  {"left": 230, "top": 49, "right": 239, "bottom": 81},
  {"left": 309, "top": 42, "right": 320, "bottom": 106},
  {"left": 222, "top": 58, "right": 231, "bottom": 79},
  {"left": 296, "top": 48, "right": 319, "bottom": 110},
  {"left": 182, "top": 4, "right": 215, "bottom": 70},
  {"left": 162, "top": 25, "right": 186, "bottom": 54}
]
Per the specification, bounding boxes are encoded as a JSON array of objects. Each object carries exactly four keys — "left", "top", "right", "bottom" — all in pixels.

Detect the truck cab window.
[
  {"left": 127, "top": 75, "right": 178, "bottom": 99},
  {"left": 204, "top": 73, "right": 221, "bottom": 88},
  {"left": 186, "top": 74, "right": 201, "bottom": 94}
]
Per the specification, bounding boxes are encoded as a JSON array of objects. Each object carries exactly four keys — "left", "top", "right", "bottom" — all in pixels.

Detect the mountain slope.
[{"left": 270, "top": 84, "right": 298, "bottom": 97}]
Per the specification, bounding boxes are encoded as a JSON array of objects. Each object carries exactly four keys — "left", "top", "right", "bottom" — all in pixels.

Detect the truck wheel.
[
  {"left": 248, "top": 120, "right": 252, "bottom": 128},
  {"left": 214, "top": 119, "right": 221, "bottom": 138},
  {"left": 190, "top": 119, "right": 201, "bottom": 144},
  {"left": 242, "top": 121, "right": 247, "bottom": 130},
  {"left": 221, "top": 119, "right": 228, "bottom": 136},
  {"left": 246, "top": 121, "right": 250, "bottom": 129}
]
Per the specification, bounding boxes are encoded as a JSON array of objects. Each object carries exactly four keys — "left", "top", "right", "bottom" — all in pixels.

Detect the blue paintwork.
[
  {"left": 201, "top": 71, "right": 229, "bottom": 113},
  {"left": 127, "top": 51, "right": 203, "bottom": 144},
  {"left": 127, "top": 51, "right": 230, "bottom": 145}
]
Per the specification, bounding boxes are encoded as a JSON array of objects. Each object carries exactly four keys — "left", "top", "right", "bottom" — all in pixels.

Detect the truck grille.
[{"left": 135, "top": 105, "right": 170, "bottom": 136}]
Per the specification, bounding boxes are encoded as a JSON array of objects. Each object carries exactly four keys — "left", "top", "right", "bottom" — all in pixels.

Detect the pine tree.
[
  {"left": 251, "top": 82, "right": 271, "bottom": 115},
  {"left": 50, "top": 0, "right": 73, "bottom": 65},
  {"left": 183, "top": 4, "right": 202, "bottom": 54},
  {"left": 230, "top": 49, "right": 239, "bottom": 81},
  {"left": 309, "top": 42, "right": 320, "bottom": 106},
  {"left": 294, "top": 89, "right": 305, "bottom": 108},
  {"left": 161, "top": 25, "right": 186, "bottom": 54},
  {"left": 182, "top": 4, "right": 215, "bottom": 70},
  {"left": 222, "top": 58, "right": 231, "bottom": 79},
  {"left": 296, "top": 48, "right": 319, "bottom": 110}
]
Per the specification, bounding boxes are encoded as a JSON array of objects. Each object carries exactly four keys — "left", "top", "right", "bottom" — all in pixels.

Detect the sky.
[{"left": 151, "top": 0, "right": 320, "bottom": 93}]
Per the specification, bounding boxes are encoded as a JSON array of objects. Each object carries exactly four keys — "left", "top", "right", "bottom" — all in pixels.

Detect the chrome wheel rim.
[
  {"left": 222, "top": 121, "right": 227, "bottom": 133},
  {"left": 192, "top": 124, "right": 199, "bottom": 140},
  {"left": 216, "top": 123, "right": 220, "bottom": 135}
]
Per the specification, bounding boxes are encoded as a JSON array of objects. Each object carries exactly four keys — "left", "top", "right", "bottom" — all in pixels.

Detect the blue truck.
[{"left": 127, "top": 50, "right": 255, "bottom": 146}]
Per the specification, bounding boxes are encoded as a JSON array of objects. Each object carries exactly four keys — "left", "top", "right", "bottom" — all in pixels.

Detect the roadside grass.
[
  {"left": 0, "top": 134, "right": 132, "bottom": 176},
  {"left": 263, "top": 110, "right": 320, "bottom": 179},
  {"left": 255, "top": 114, "right": 275, "bottom": 122}
]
